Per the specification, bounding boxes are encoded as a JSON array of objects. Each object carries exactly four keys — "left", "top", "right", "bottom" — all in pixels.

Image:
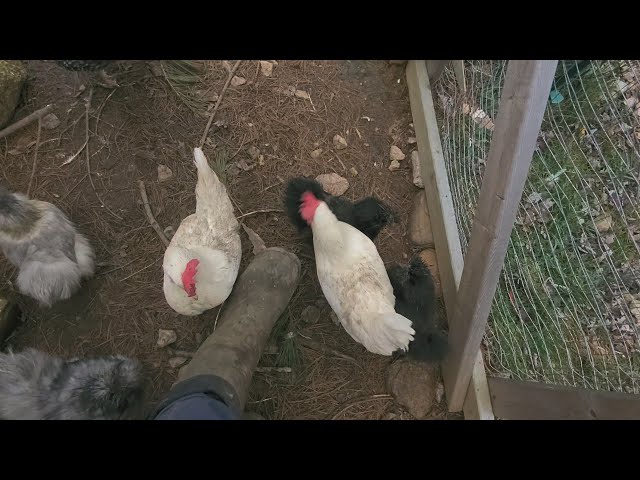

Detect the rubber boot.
[{"left": 175, "top": 247, "right": 301, "bottom": 412}]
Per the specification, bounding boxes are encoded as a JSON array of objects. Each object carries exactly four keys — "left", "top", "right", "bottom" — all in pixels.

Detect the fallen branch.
[
  {"left": 236, "top": 208, "right": 283, "bottom": 220},
  {"left": 297, "top": 337, "right": 358, "bottom": 364},
  {"left": 199, "top": 60, "right": 242, "bottom": 148},
  {"left": 138, "top": 180, "right": 170, "bottom": 247},
  {"left": 0, "top": 104, "right": 53, "bottom": 140},
  {"left": 26, "top": 118, "right": 42, "bottom": 196}
]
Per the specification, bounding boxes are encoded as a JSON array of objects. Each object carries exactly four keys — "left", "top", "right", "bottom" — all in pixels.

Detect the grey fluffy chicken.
[
  {"left": 387, "top": 255, "right": 449, "bottom": 363},
  {"left": 0, "top": 348, "right": 145, "bottom": 420},
  {"left": 0, "top": 184, "right": 95, "bottom": 307}
]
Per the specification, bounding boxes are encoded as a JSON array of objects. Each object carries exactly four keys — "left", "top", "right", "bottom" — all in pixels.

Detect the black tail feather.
[{"left": 389, "top": 255, "right": 449, "bottom": 363}]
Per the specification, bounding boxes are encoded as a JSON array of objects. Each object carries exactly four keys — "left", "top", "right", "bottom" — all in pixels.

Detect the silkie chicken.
[
  {"left": 293, "top": 186, "right": 414, "bottom": 356},
  {"left": 387, "top": 255, "right": 449, "bottom": 363},
  {"left": 0, "top": 348, "right": 145, "bottom": 420},
  {"left": 0, "top": 184, "right": 95, "bottom": 307},
  {"left": 163, "top": 147, "right": 241, "bottom": 316},
  {"left": 55, "top": 60, "right": 118, "bottom": 88},
  {"left": 284, "top": 177, "right": 395, "bottom": 242}
]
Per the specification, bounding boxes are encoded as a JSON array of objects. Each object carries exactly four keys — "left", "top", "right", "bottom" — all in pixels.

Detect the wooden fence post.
[
  {"left": 442, "top": 60, "right": 558, "bottom": 411},
  {"left": 406, "top": 60, "right": 493, "bottom": 419}
]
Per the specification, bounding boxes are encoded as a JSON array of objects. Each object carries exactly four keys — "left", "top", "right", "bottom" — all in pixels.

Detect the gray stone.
[
  {"left": 0, "top": 61, "right": 27, "bottom": 129},
  {"left": 386, "top": 359, "right": 440, "bottom": 419}
]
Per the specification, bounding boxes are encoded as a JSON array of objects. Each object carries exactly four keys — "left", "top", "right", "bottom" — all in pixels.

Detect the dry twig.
[
  {"left": 236, "top": 209, "right": 283, "bottom": 220},
  {"left": 199, "top": 60, "right": 242, "bottom": 148},
  {"left": 138, "top": 180, "right": 170, "bottom": 247},
  {"left": 26, "top": 118, "right": 42, "bottom": 196},
  {"left": 297, "top": 337, "right": 358, "bottom": 364},
  {"left": 0, "top": 104, "right": 53, "bottom": 140}
]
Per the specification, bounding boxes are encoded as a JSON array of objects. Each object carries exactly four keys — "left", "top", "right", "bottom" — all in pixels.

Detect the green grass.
[{"left": 439, "top": 60, "right": 640, "bottom": 393}]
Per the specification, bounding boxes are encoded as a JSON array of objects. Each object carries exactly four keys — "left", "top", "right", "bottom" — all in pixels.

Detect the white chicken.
[
  {"left": 296, "top": 188, "right": 415, "bottom": 356},
  {"left": 0, "top": 185, "right": 95, "bottom": 307},
  {"left": 162, "top": 148, "right": 241, "bottom": 316}
]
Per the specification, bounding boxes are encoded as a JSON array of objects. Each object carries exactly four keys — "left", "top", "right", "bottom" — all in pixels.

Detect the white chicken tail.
[
  {"left": 192, "top": 147, "right": 233, "bottom": 216},
  {"left": 369, "top": 312, "right": 415, "bottom": 356},
  {"left": 193, "top": 147, "right": 219, "bottom": 182}
]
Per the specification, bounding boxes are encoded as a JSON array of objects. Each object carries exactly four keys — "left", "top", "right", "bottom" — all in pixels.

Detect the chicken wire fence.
[{"left": 433, "top": 60, "right": 640, "bottom": 394}]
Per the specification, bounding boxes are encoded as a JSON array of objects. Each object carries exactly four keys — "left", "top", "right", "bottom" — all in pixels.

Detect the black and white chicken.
[
  {"left": 387, "top": 255, "right": 449, "bottom": 363},
  {"left": 55, "top": 60, "right": 118, "bottom": 88},
  {"left": 284, "top": 177, "right": 395, "bottom": 242},
  {"left": 0, "top": 184, "right": 95, "bottom": 307},
  {"left": 0, "top": 348, "right": 145, "bottom": 420}
]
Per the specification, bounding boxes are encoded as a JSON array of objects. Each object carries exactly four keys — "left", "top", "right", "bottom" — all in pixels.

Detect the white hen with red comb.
[
  {"left": 300, "top": 191, "right": 415, "bottom": 355},
  {"left": 162, "top": 148, "right": 241, "bottom": 316}
]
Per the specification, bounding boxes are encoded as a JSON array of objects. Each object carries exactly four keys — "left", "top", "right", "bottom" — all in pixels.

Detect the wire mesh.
[{"left": 434, "top": 60, "right": 640, "bottom": 394}]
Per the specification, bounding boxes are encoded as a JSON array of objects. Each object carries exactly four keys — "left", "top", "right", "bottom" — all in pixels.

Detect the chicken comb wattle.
[
  {"left": 300, "top": 192, "right": 321, "bottom": 224},
  {"left": 181, "top": 259, "right": 200, "bottom": 297}
]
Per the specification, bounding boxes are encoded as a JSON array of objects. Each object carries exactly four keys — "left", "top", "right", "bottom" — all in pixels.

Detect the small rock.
[
  {"left": 310, "top": 148, "right": 323, "bottom": 159},
  {"left": 390, "top": 145, "right": 406, "bottom": 161},
  {"left": 157, "top": 329, "right": 177, "bottom": 348},
  {"left": 163, "top": 226, "right": 175, "bottom": 240},
  {"left": 259, "top": 61, "right": 274, "bottom": 77},
  {"left": 419, "top": 249, "right": 442, "bottom": 298},
  {"left": 0, "top": 61, "right": 27, "bottom": 129},
  {"left": 231, "top": 76, "right": 246, "bottom": 87},
  {"left": 333, "top": 134, "right": 348, "bottom": 150},
  {"left": 168, "top": 356, "right": 188, "bottom": 369},
  {"left": 295, "top": 90, "right": 311, "bottom": 100},
  {"left": 258, "top": 154, "right": 265, "bottom": 166},
  {"left": 349, "top": 167, "right": 358, "bottom": 176},
  {"left": 388, "top": 160, "right": 401, "bottom": 172},
  {"left": 330, "top": 311, "right": 340, "bottom": 326},
  {"left": 386, "top": 359, "right": 440, "bottom": 419},
  {"left": 316, "top": 172, "right": 349, "bottom": 196},
  {"left": 595, "top": 214, "right": 613, "bottom": 233},
  {"left": 247, "top": 146, "right": 261, "bottom": 160},
  {"left": 237, "top": 158, "right": 256, "bottom": 171},
  {"left": 409, "top": 191, "right": 434, "bottom": 246},
  {"left": 411, "top": 151, "right": 424, "bottom": 188},
  {"left": 301, "top": 305, "right": 321, "bottom": 325},
  {"left": 407, "top": 137, "right": 417, "bottom": 144},
  {"left": 147, "top": 61, "right": 164, "bottom": 77},
  {"left": 42, "top": 113, "right": 61, "bottom": 130},
  {"left": 157, "top": 164, "right": 173, "bottom": 183}
]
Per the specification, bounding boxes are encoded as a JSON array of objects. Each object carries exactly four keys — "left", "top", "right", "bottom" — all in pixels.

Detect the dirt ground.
[{"left": 0, "top": 60, "right": 460, "bottom": 420}]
